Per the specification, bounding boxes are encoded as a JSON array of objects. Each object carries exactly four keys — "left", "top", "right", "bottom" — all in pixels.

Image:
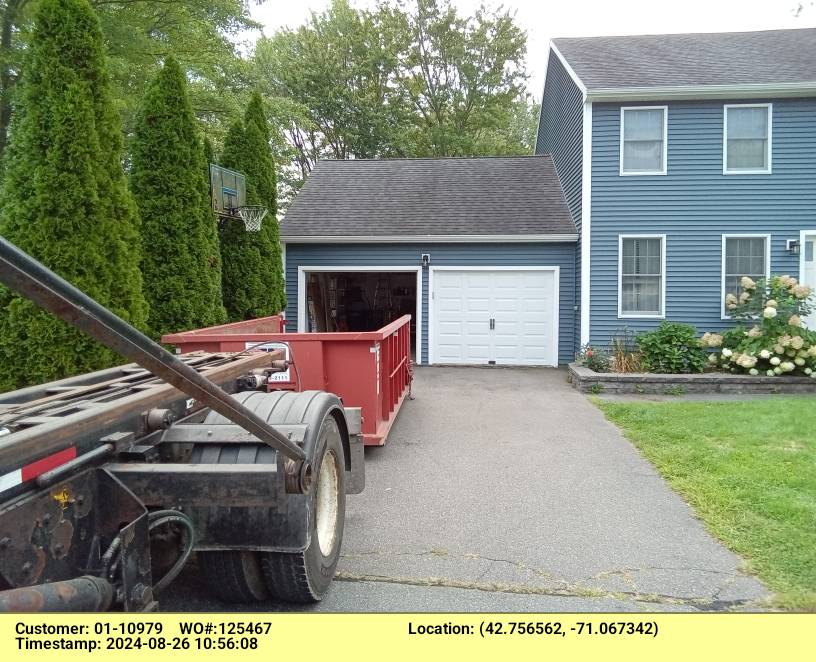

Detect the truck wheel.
[
  {"left": 261, "top": 413, "right": 346, "bottom": 602},
  {"left": 197, "top": 550, "right": 269, "bottom": 603}
]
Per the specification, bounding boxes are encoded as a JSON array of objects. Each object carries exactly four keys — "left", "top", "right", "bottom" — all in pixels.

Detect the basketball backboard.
[{"left": 209, "top": 164, "right": 246, "bottom": 218}]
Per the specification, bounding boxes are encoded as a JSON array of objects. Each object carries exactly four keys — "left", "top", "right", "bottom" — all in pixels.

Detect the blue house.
[
  {"left": 280, "top": 28, "right": 816, "bottom": 366},
  {"left": 537, "top": 27, "right": 816, "bottom": 351}
]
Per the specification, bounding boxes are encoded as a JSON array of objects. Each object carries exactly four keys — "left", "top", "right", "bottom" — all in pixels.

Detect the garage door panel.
[{"left": 432, "top": 269, "right": 557, "bottom": 367}]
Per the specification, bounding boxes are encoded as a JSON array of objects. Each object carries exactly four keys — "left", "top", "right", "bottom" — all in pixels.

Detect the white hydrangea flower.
[
  {"left": 766, "top": 299, "right": 778, "bottom": 308},
  {"left": 774, "top": 367, "right": 783, "bottom": 375},
  {"left": 749, "top": 368, "right": 759, "bottom": 376},
  {"left": 721, "top": 348, "right": 733, "bottom": 358},
  {"left": 791, "top": 336, "right": 805, "bottom": 350},
  {"left": 805, "top": 368, "right": 813, "bottom": 375},
  {"left": 792, "top": 284, "right": 811, "bottom": 299},
  {"left": 795, "top": 357, "right": 806, "bottom": 366},
  {"left": 763, "top": 307, "right": 777, "bottom": 319},
  {"left": 766, "top": 369, "right": 776, "bottom": 377},
  {"left": 708, "top": 354, "right": 718, "bottom": 364},
  {"left": 739, "top": 291, "right": 751, "bottom": 303},
  {"left": 747, "top": 326, "right": 762, "bottom": 338},
  {"left": 759, "top": 349, "right": 771, "bottom": 359},
  {"left": 789, "top": 315, "right": 802, "bottom": 327},
  {"left": 778, "top": 335, "right": 792, "bottom": 347},
  {"left": 781, "top": 362, "right": 795, "bottom": 372},
  {"left": 740, "top": 276, "right": 756, "bottom": 290},
  {"left": 725, "top": 293, "right": 738, "bottom": 306},
  {"left": 770, "top": 356, "right": 781, "bottom": 366}
]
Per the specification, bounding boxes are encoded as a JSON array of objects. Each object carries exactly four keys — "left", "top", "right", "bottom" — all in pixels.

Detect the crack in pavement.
[
  {"left": 340, "top": 549, "right": 765, "bottom": 608},
  {"left": 333, "top": 571, "right": 762, "bottom": 611}
]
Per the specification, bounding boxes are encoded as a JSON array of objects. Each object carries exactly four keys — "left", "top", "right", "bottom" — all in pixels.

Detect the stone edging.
[{"left": 568, "top": 363, "right": 816, "bottom": 394}]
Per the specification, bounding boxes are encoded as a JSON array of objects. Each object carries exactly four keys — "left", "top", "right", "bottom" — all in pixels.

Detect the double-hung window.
[
  {"left": 722, "top": 235, "right": 770, "bottom": 317},
  {"left": 619, "top": 235, "right": 665, "bottom": 318},
  {"left": 724, "top": 104, "right": 772, "bottom": 174},
  {"left": 620, "top": 106, "right": 667, "bottom": 175}
]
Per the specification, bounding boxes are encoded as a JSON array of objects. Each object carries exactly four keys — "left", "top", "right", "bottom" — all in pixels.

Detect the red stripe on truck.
[{"left": 20, "top": 447, "right": 77, "bottom": 482}]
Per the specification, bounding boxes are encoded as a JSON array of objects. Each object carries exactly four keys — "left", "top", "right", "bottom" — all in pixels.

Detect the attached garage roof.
[{"left": 279, "top": 156, "right": 577, "bottom": 242}]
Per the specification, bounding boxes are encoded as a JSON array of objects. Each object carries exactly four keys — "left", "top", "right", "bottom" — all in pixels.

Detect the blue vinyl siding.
[
  {"left": 589, "top": 98, "right": 816, "bottom": 345},
  {"left": 537, "top": 51, "right": 584, "bottom": 353},
  {"left": 284, "top": 242, "right": 576, "bottom": 364}
]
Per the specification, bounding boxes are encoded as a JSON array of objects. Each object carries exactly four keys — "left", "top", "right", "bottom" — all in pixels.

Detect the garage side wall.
[{"left": 283, "top": 242, "right": 576, "bottom": 365}]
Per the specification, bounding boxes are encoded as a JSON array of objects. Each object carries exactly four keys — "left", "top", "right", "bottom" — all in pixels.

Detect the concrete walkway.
[{"left": 164, "top": 366, "right": 768, "bottom": 612}]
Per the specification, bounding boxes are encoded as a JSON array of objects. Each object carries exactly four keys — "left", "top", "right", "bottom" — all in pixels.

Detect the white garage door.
[{"left": 430, "top": 268, "right": 559, "bottom": 366}]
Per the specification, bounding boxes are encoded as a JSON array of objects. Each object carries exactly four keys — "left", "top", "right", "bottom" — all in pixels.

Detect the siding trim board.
[
  {"left": 617, "top": 234, "right": 667, "bottom": 320},
  {"left": 720, "top": 234, "right": 771, "bottom": 319},
  {"left": 723, "top": 103, "right": 773, "bottom": 175},
  {"left": 580, "top": 100, "right": 592, "bottom": 346},
  {"left": 550, "top": 42, "right": 588, "bottom": 95},
  {"left": 800, "top": 229, "right": 816, "bottom": 288},
  {"left": 427, "top": 266, "right": 561, "bottom": 367},
  {"left": 281, "top": 234, "right": 578, "bottom": 244},
  {"left": 586, "top": 82, "right": 816, "bottom": 103},
  {"left": 296, "top": 265, "right": 423, "bottom": 362}
]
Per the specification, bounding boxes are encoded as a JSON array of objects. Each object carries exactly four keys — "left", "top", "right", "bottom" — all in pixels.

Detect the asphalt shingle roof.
[
  {"left": 553, "top": 28, "right": 816, "bottom": 90},
  {"left": 279, "top": 156, "right": 577, "bottom": 238}
]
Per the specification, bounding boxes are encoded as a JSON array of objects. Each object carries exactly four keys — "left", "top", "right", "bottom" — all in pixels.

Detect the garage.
[
  {"left": 297, "top": 267, "right": 421, "bottom": 358},
  {"left": 279, "top": 156, "right": 578, "bottom": 366},
  {"left": 430, "top": 267, "right": 559, "bottom": 366}
]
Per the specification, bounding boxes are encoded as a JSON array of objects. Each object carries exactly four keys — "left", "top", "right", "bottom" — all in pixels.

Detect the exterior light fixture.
[
  {"left": 786, "top": 239, "right": 800, "bottom": 255},
  {"left": 421, "top": 253, "right": 431, "bottom": 267}
]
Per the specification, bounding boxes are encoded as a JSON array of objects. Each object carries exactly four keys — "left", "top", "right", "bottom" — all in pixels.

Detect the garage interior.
[{"left": 305, "top": 271, "right": 417, "bottom": 343}]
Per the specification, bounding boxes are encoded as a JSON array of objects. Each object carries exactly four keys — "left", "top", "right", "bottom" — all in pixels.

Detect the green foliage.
[
  {"left": 576, "top": 344, "right": 611, "bottom": 373},
  {"left": 703, "top": 275, "right": 816, "bottom": 377},
  {"left": 637, "top": 322, "right": 707, "bottom": 374},
  {"left": 130, "top": 56, "right": 226, "bottom": 337},
  {"left": 252, "top": 0, "right": 536, "bottom": 207},
  {"left": 219, "top": 92, "right": 286, "bottom": 321},
  {"left": 588, "top": 383, "right": 604, "bottom": 395},
  {"left": 0, "top": 1, "right": 261, "bottom": 162},
  {"left": 0, "top": 0, "right": 146, "bottom": 391}
]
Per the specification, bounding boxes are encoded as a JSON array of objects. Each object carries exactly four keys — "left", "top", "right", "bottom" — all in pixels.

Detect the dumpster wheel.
[{"left": 195, "top": 391, "right": 346, "bottom": 604}]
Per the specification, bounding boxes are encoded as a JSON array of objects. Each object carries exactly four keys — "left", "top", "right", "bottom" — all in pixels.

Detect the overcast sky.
[{"left": 247, "top": 0, "right": 814, "bottom": 96}]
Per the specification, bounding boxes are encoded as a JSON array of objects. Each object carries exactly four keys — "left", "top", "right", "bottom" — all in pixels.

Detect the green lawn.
[{"left": 596, "top": 397, "right": 816, "bottom": 611}]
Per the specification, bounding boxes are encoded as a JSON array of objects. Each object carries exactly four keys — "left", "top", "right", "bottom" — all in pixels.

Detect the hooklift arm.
[{"left": 0, "top": 235, "right": 305, "bottom": 464}]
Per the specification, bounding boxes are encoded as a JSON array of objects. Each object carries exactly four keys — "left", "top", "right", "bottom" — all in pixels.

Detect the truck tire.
[
  {"left": 261, "top": 413, "right": 345, "bottom": 602},
  {"left": 193, "top": 391, "right": 347, "bottom": 603},
  {"left": 197, "top": 551, "right": 269, "bottom": 603}
]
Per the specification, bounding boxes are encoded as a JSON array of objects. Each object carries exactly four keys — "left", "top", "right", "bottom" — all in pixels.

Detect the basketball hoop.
[{"left": 236, "top": 206, "right": 268, "bottom": 232}]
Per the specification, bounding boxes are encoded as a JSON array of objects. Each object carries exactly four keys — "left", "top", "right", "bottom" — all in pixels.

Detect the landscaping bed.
[
  {"left": 569, "top": 363, "right": 816, "bottom": 394},
  {"left": 598, "top": 398, "right": 816, "bottom": 610}
]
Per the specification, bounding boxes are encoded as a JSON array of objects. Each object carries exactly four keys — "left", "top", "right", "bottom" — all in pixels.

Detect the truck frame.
[{"left": 0, "top": 236, "right": 364, "bottom": 611}]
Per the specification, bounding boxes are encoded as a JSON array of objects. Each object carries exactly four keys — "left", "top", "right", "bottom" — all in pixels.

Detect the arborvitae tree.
[
  {"left": 203, "top": 136, "right": 216, "bottom": 168},
  {"left": 219, "top": 92, "right": 286, "bottom": 321},
  {"left": 0, "top": 0, "right": 147, "bottom": 391},
  {"left": 130, "top": 57, "right": 226, "bottom": 337}
]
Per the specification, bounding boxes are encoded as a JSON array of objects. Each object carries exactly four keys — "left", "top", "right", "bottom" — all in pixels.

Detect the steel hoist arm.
[{"left": 0, "top": 236, "right": 305, "bottom": 464}]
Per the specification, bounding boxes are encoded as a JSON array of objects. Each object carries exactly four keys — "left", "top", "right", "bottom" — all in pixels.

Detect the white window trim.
[
  {"left": 619, "top": 105, "right": 668, "bottom": 176},
  {"left": 723, "top": 103, "right": 773, "bottom": 175},
  {"left": 720, "top": 234, "right": 772, "bottom": 319},
  {"left": 617, "top": 234, "right": 667, "bottom": 319},
  {"left": 800, "top": 229, "right": 816, "bottom": 294},
  {"left": 297, "top": 266, "right": 422, "bottom": 364}
]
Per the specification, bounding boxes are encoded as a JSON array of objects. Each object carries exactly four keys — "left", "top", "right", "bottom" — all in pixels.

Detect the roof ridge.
[{"left": 552, "top": 27, "right": 816, "bottom": 42}]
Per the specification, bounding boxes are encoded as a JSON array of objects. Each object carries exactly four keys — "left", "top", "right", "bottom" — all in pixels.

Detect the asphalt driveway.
[{"left": 164, "top": 366, "right": 767, "bottom": 612}]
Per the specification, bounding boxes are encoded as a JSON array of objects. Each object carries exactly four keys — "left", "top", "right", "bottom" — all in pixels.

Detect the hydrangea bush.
[{"left": 702, "top": 275, "right": 816, "bottom": 378}]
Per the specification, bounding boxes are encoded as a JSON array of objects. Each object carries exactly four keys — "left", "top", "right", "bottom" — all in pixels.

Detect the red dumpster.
[{"left": 163, "top": 315, "right": 412, "bottom": 446}]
